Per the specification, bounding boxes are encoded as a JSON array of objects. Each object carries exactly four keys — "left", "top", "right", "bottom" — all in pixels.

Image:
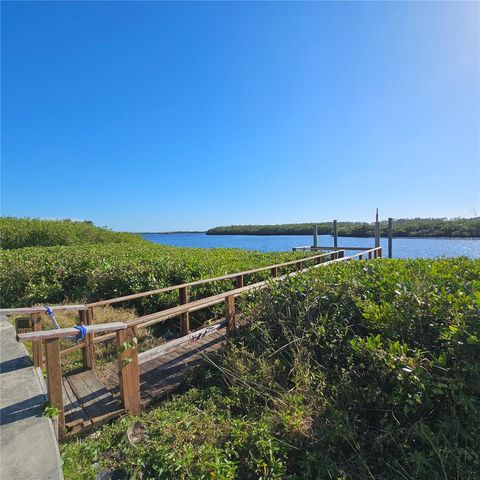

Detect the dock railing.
[{"left": 3, "top": 246, "right": 382, "bottom": 432}]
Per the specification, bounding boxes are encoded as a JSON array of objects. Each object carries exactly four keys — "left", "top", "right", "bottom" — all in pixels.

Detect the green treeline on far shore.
[{"left": 206, "top": 217, "right": 480, "bottom": 238}]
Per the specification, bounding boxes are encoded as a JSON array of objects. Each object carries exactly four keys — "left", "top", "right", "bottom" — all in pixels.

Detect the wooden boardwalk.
[
  {"left": 63, "top": 324, "right": 226, "bottom": 432},
  {"left": 10, "top": 247, "right": 382, "bottom": 436}
]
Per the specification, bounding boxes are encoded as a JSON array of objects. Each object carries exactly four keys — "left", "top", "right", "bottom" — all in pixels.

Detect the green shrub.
[
  {"left": 61, "top": 258, "right": 480, "bottom": 479},
  {"left": 0, "top": 242, "right": 305, "bottom": 309},
  {"left": 0, "top": 217, "right": 141, "bottom": 249}
]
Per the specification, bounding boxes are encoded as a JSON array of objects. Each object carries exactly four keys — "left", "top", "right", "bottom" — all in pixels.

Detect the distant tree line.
[{"left": 206, "top": 217, "right": 480, "bottom": 238}]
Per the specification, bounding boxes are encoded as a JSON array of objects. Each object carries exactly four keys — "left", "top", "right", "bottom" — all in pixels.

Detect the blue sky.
[{"left": 1, "top": 1, "right": 479, "bottom": 231}]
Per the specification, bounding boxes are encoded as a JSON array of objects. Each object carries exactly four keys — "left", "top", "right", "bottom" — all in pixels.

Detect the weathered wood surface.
[
  {"left": 62, "top": 323, "right": 226, "bottom": 432},
  {"left": 17, "top": 322, "right": 127, "bottom": 342},
  {"left": 63, "top": 370, "right": 123, "bottom": 432},
  {"left": 106, "top": 326, "right": 226, "bottom": 408},
  {"left": 0, "top": 304, "right": 88, "bottom": 315}
]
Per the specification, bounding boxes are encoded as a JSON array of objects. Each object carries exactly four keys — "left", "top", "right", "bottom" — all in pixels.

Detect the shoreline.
[{"left": 140, "top": 232, "right": 480, "bottom": 240}]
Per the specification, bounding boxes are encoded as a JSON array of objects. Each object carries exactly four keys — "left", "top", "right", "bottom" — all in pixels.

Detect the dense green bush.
[
  {"left": 0, "top": 217, "right": 140, "bottom": 249},
  {"left": 0, "top": 242, "right": 305, "bottom": 309},
  {"left": 61, "top": 258, "right": 480, "bottom": 479},
  {"left": 207, "top": 217, "right": 480, "bottom": 237}
]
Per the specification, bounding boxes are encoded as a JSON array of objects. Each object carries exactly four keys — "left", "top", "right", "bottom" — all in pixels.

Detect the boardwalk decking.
[
  {"left": 63, "top": 324, "right": 226, "bottom": 431},
  {"left": 107, "top": 325, "right": 226, "bottom": 408},
  {"left": 63, "top": 370, "right": 123, "bottom": 432}
]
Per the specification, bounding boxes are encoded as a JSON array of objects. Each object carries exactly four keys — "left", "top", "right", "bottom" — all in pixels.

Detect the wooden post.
[
  {"left": 375, "top": 208, "right": 380, "bottom": 248},
  {"left": 333, "top": 220, "right": 338, "bottom": 248},
  {"left": 271, "top": 266, "right": 278, "bottom": 277},
  {"left": 313, "top": 224, "right": 318, "bottom": 248},
  {"left": 225, "top": 295, "right": 236, "bottom": 336},
  {"left": 388, "top": 217, "right": 393, "bottom": 258},
  {"left": 338, "top": 250, "right": 345, "bottom": 258},
  {"left": 31, "top": 313, "right": 43, "bottom": 368},
  {"left": 179, "top": 287, "right": 190, "bottom": 334},
  {"left": 80, "top": 309, "right": 95, "bottom": 370},
  {"left": 236, "top": 275, "right": 244, "bottom": 288},
  {"left": 368, "top": 251, "right": 372, "bottom": 260},
  {"left": 116, "top": 327, "right": 140, "bottom": 414},
  {"left": 45, "top": 338, "right": 65, "bottom": 429},
  {"left": 359, "top": 254, "right": 363, "bottom": 260}
]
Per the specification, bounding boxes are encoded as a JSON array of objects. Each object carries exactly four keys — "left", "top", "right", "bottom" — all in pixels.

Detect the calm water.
[{"left": 140, "top": 233, "right": 480, "bottom": 259}]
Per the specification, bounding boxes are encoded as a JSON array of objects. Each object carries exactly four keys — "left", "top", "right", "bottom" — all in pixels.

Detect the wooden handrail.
[
  {"left": 0, "top": 251, "right": 334, "bottom": 316},
  {"left": 17, "top": 322, "right": 127, "bottom": 342},
  {"left": 86, "top": 251, "right": 334, "bottom": 308},
  {"left": 58, "top": 250, "right": 345, "bottom": 355},
  {"left": 92, "top": 248, "right": 383, "bottom": 343},
  {"left": 0, "top": 304, "right": 88, "bottom": 316}
]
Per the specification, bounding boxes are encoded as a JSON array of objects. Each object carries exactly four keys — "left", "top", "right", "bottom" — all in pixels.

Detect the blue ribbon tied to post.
[{"left": 74, "top": 324, "right": 87, "bottom": 342}]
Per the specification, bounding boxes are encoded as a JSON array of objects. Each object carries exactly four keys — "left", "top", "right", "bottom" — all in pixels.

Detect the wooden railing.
[
  {"left": 6, "top": 246, "right": 382, "bottom": 433},
  {"left": 16, "top": 322, "right": 136, "bottom": 429},
  {"left": 1, "top": 250, "right": 339, "bottom": 368}
]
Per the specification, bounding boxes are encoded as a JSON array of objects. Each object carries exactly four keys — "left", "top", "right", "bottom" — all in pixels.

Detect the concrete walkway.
[{"left": 0, "top": 315, "right": 63, "bottom": 479}]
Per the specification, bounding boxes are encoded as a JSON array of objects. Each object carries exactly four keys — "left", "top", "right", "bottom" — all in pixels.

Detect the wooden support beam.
[
  {"left": 179, "top": 287, "right": 190, "bottom": 335},
  {"left": 80, "top": 309, "right": 95, "bottom": 370},
  {"left": 31, "top": 312, "right": 43, "bottom": 368},
  {"left": 236, "top": 275, "right": 244, "bottom": 289},
  {"left": 45, "top": 338, "right": 65, "bottom": 429},
  {"left": 388, "top": 217, "right": 393, "bottom": 258},
  {"left": 116, "top": 327, "right": 140, "bottom": 414},
  {"left": 271, "top": 266, "right": 278, "bottom": 277},
  {"left": 368, "top": 251, "right": 372, "bottom": 259},
  {"left": 225, "top": 295, "right": 236, "bottom": 336}
]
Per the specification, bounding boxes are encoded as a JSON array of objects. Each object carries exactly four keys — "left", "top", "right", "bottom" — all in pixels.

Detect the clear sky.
[{"left": 1, "top": 1, "right": 479, "bottom": 231}]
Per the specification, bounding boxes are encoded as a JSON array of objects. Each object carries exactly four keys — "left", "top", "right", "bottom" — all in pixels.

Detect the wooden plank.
[
  {"left": 388, "top": 217, "right": 393, "bottom": 258},
  {"left": 62, "top": 378, "right": 91, "bottom": 430},
  {"left": 45, "top": 338, "right": 64, "bottom": 429},
  {"left": 138, "top": 346, "right": 221, "bottom": 404},
  {"left": 67, "top": 371, "right": 122, "bottom": 424},
  {"left": 138, "top": 320, "right": 226, "bottom": 364},
  {"left": 60, "top": 341, "right": 85, "bottom": 356},
  {"left": 17, "top": 322, "right": 127, "bottom": 342},
  {"left": 116, "top": 328, "right": 140, "bottom": 414},
  {"left": 225, "top": 296, "right": 235, "bottom": 336},
  {"left": 31, "top": 313, "right": 43, "bottom": 368},
  {"left": 0, "top": 304, "right": 88, "bottom": 315},
  {"left": 81, "top": 308, "right": 95, "bottom": 369},
  {"left": 179, "top": 287, "right": 190, "bottom": 335}
]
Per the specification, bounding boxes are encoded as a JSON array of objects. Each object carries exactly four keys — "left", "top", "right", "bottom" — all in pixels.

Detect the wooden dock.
[
  {"left": 9, "top": 247, "right": 382, "bottom": 435},
  {"left": 63, "top": 323, "right": 226, "bottom": 432}
]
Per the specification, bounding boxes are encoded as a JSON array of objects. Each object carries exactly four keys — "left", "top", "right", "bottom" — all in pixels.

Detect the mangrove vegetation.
[{"left": 206, "top": 217, "right": 480, "bottom": 238}]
